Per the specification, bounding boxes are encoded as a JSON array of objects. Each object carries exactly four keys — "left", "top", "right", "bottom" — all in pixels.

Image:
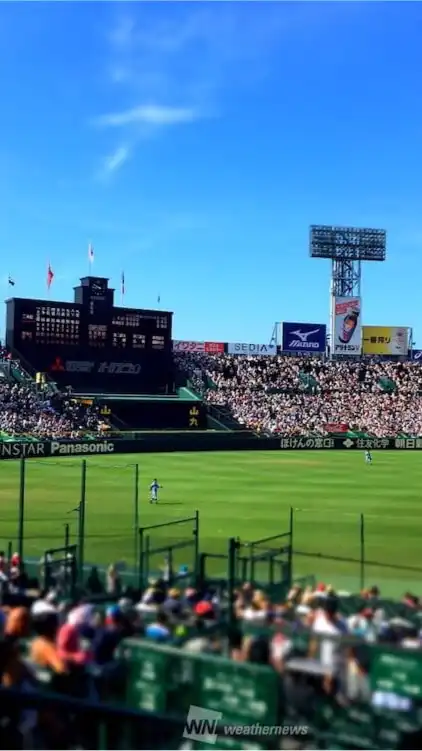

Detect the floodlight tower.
[
  {"left": 270, "top": 226, "right": 387, "bottom": 348},
  {"left": 309, "top": 225, "right": 386, "bottom": 354},
  {"left": 310, "top": 225, "right": 386, "bottom": 297}
]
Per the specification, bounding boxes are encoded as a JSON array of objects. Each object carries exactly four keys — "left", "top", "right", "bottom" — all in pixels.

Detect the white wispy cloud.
[
  {"left": 92, "top": 3, "right": 302, "bottom": 178},
  {"left": 95, "top": 4, "right": 290, "bottom": 177},
  {"left": 99, "top": 144, "right": 130, "bottom": 180},
  {"left": 96, "top": 104, "right": 200, "bottom": 128}
]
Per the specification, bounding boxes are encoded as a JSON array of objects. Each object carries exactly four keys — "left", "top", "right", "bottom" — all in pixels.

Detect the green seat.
[
  {"left": 378, "top": 377, "right": 396, "bottom": 393},
  {"left": 118, "top": 638, "right": 279, "bottom": 732}
]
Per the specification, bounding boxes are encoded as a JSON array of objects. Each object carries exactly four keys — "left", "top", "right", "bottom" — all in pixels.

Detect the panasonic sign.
[{"left": 50, "top": 441, "right": 115, "bottom": 456}]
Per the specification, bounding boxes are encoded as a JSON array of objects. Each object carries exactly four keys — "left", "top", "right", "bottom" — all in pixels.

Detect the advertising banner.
[
  {"left": 4, "top": 434, "right": 422, "bottom": 460},
  {"left": 204, "top": 342, "right": 225, "bottom": 353},
  {"left": 173, "top": 341, "right": 205, "bottom": 353},
  {"left": 362, "top": 326, "right": 409, "bottom": 356},
  {"left": 325, "top": 423, "right": 349, "bottom": 433},
  {"left": 46, "top": 350, "right": 172, "bottom": 395},
  {"left": 279, "top": 436, "right": 422, "bottom": 450},
  {"left": 332, "top": 296, "right": 362, "bottom": 355},
  {"left": 172, "top": 341, "right": 224, "bottom": 353},
  {"left": 412, "top": 350, "right": 422, "bottom": 361},
  {"left": 227, "top": 343, "right": 277, "bottom": 356},
  {"left": 282, "top": 322, "right": 326, "bottom": 353}
]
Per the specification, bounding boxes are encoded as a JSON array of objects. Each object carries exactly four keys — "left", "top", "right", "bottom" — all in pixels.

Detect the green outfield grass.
[{"left": 1, "top": 450, "right": 421, "bottom": 596}]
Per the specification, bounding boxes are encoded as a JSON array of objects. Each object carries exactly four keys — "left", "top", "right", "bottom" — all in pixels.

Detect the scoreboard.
[
  {"left": 6, "top": 277, "right": 174, "bottom": 394},
  {"left": 19, "top": 303, "right": 81, "bottom": 346}
]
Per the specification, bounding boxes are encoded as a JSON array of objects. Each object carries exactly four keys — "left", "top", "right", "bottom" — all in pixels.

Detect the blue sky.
[{"left": 2, "top": 1, "right": 422, "bottom": 345}]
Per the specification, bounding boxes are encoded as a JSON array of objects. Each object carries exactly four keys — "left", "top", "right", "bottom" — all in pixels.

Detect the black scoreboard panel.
[
  {"left": 6, "top": 279, "right": 174, "bottom": 394},
  {"left": 10, "top": 299, "right": 172, "bottom": 353},
  {"left": 18, "top": 301, "right": 81, "bottom": 346}
]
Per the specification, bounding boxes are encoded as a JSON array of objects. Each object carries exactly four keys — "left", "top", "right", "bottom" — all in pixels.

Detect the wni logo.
[{"left": 183, "top": 705, "right": 222, "bottom": 745}]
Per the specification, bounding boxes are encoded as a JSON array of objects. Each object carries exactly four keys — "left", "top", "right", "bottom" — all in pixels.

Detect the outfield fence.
[
  {"left": 0, "top": 458, "right": 140, "bottom": 577},
  {"left": 2, "top": 459, "right": 421, "bottom": 597},
  {"left": 291, "top": 507, "right": 422, "bottom": 596}
]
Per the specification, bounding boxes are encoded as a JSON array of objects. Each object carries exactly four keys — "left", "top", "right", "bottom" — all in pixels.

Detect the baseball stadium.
[{"left": 1, "top": 223, "right": 422, "bottom": 750}]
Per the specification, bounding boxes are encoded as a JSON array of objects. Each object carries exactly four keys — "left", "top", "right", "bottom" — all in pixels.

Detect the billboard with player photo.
[{"left": 332, "top": 296, "right": 362, "bottom": 355}]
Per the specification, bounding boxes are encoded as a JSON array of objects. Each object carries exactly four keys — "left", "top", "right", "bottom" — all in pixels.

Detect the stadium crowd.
[
  {"left": 177, "top": 353, "right": 422, "bottom": 435},
  {"left": 0, "top": 382, "right": 105, "bottom": 439},
  {"left": 0, "top": 548, "right": 421, "bottom": 747}
]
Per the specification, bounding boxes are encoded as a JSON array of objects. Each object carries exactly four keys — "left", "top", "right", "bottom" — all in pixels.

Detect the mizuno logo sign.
[
  {"left": 290, "top": 328, "right": 320, "bottom": 342},
  {"left": 288, "top": 327, "right": 321, "bottom": 350}
]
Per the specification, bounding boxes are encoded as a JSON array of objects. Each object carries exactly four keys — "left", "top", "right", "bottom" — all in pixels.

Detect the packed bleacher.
[
  {"left": 0, "top": 382, "right": 105, "bottom": 439},
  {"left": 0, "top": 342, "right": 110, "bottom": 439},
  {"left": 177, "top": 353, "right": 422, "bottom": 435}
]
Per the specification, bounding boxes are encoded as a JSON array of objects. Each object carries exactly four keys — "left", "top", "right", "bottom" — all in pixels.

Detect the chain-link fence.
[
  {"left": 291, "top": 507, "right": 422, "bottom": 596},
  {"left": 0, "top": 458, "right": 140, "bottom": 573}
]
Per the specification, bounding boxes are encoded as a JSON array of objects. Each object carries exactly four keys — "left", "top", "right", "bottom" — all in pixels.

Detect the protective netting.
[
  {"left": 1, "top": 459, "right": 139, "bottom": 569},
  {"left": 139, "top": 514, "right": 199, "bottom": 584}
]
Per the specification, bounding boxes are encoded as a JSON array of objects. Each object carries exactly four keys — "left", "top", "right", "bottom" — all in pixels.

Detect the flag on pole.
[
  {"left": 8, "top": 276, "right": 15, "bottom": 287},
  {"left": 157, "top": 294, "right": 161, "bottom": 304},
  {"left": 88, "top": 243, "right": 94, "bottom": 264},
  {"left": 47, "top": 264, "right": 54, "bottom": 290},
  {"left": 121, "top": 271, "right": 125, "bottom": 300}
]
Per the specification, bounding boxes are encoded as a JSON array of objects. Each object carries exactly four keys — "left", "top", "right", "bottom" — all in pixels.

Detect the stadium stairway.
[{"left": 206, "top": 403, "right": 251, "bottom": 432}]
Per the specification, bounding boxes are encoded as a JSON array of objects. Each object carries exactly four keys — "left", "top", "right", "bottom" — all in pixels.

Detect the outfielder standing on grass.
[{"left": 149, "top": 479, "right": 162, "bottom": 504}]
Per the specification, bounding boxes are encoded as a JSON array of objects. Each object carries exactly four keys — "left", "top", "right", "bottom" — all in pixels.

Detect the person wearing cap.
[
  {"left": 92, "top": 606, "right": 126, "bottom": 665},
  {"left": 194, "top": 600, "right": 215, "bottom": 619},
  {"left": 163, "top": 588, "right": 181, "bottom": 614},
  {"left": 145, "top": 611, "right": 171, "bottom": 642},
  {"left": 149, "top": 478, "right": 162, "bottom": 504},
  {"left": 56, "top": 605, "right": 94, "bottom": 666}
]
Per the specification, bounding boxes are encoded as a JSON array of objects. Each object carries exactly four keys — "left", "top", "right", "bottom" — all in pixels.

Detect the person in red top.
[{"left": 56, "top": 605, "right": 94, "bottom": 666}]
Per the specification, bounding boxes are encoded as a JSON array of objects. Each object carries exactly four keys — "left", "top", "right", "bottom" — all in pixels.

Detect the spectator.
[
  {"left": 176, "top": 352, "right": 422, "bottom": 436},
  {"left": 57, "top": 605, "right": 94, "bottom": 667},
  {"left": 0, "top": 381, "right": 107, "bottom": 439},
  {"left": 30, "top": 611, "right": 67, "bottom": 674}
]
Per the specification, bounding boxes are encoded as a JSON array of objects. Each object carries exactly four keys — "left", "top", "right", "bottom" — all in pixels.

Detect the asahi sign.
[{"left": 0, "top": 442, "right": 46, "bottom": 459}]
